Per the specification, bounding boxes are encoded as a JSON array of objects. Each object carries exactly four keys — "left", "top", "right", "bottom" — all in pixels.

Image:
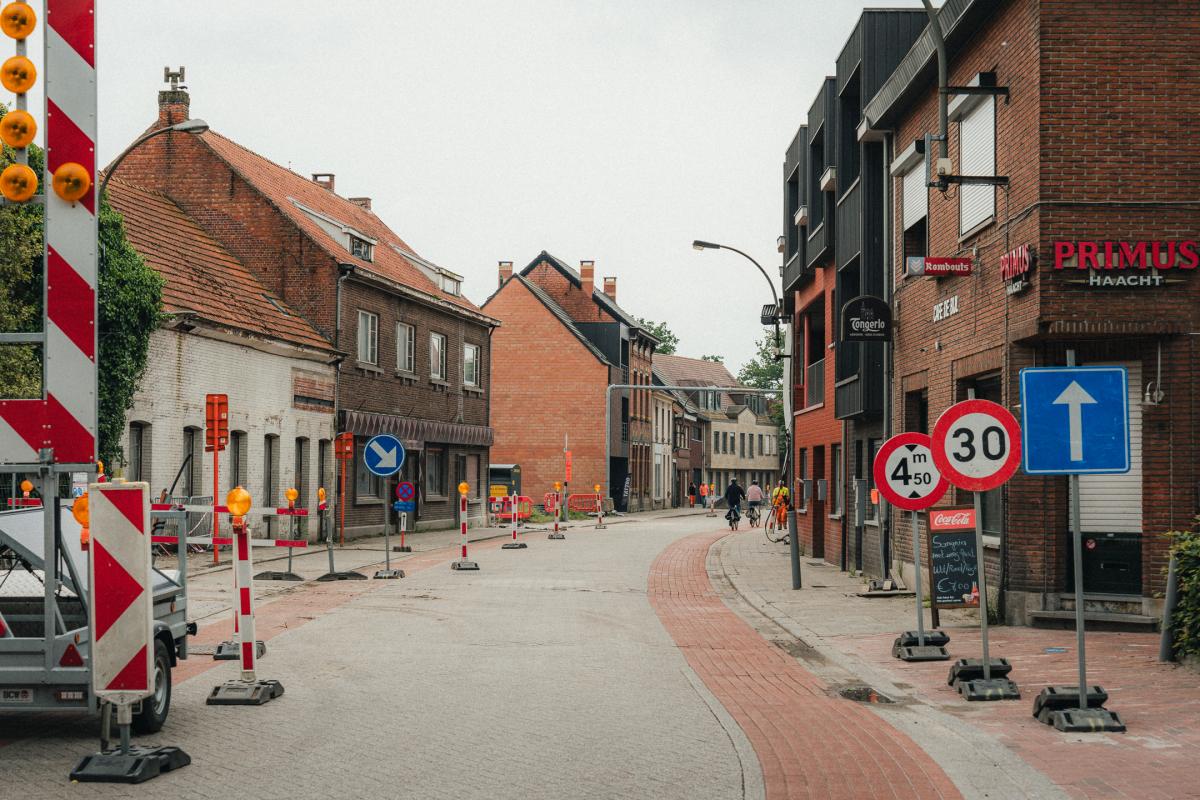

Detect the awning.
[{"left": 339, "top": 410, "right": 493, "bottom": 450}]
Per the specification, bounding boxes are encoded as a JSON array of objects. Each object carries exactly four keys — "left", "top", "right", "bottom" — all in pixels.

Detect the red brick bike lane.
[{"left": 648, "top": 530, "right": 962, "bottom": 800}]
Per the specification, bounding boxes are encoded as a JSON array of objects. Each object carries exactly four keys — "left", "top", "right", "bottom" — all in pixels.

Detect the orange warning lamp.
[
  {"left": 0, "top": 2, "right": 36, "bottom": 39},
  {"left": 0, "top": 108, "right": 36, "bottom": 148},
  {"left": 594, "top": 484, "right": 601, "bottom": 493},
  {"left": 72, "top": 494, "right": 90, "bottom": 548},
  {"left": 457, "top": 481, "right": 469, "bottom": 496},
  {"left": 285, "top": 487, "right": 298, "bottom": 508},
  {"left": 0, "top": 55, "right": 35, "bottom": 93},
  {"left": 19, "top": 479, "right": 32, "bottom": 497},
  {"left": 553, "top": 481, "right": 561, "bottom": 492},
  {"left": 0, "top": 162, "right": 36, "bottom": 202},
  {"left": 52, "top": 162, "right": 91, "bottom": 203},
  {"left": 226, "top": 486, "right": 252, "bottom": 519},
  {"left": 317, "top": 487, "right": 326, "bottom": 504}
]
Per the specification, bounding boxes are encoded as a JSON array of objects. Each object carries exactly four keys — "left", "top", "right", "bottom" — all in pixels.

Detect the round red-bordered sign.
[
  {"left": 873, "top": 432, "right": 949, "bottom": 511},
  {"left": 396, "top": 481, "right": 415, "bottom": 501},
  {"left": 931, "top": 399, "right": 1022, "bottom": 492}
]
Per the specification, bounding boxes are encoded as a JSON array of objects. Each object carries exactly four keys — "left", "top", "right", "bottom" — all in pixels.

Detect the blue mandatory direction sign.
[
  {"left": 1019, "top": 366, "right": 1130, "bottom": 475},
  {"left": 363, "top": 434, "right": 406, "bottom": 477}
]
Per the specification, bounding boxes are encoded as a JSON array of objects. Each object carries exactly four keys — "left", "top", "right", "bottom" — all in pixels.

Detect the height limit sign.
[{"left": 874, "top": 433, "right": 948, "bottom": 511}]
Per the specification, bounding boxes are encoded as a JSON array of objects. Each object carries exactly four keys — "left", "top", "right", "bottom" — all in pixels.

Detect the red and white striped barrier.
[
  {"left": 450, "top": 491, "right": 479, "bottom": 570},
  {"left": 151, "top": 503, "right": 308, "bottom": 517},
  {"left": 501, "top": 492, "right": 527, "bottom": 550},
  {"left": 150, "top": 535, "right": 307, "bottom": 549},
  {"left": 0, "top": 0, "right": 98, "bottom": 468},
  {"left": 548, "top": 491, "right": 565, "bottom": 540}
]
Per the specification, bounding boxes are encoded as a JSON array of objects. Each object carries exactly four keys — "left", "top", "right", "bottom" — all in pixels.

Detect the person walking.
[
  {"left": 698, "top": 481, "right": 708, "bottom": 510},
  {"left": 688, "top": 482, "right": 697, "bottom": 508}
]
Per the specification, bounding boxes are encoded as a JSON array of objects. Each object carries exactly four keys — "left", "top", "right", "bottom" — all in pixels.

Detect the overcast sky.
[{"left": 26, "top": 1, "right": 921, "bottom": 371}]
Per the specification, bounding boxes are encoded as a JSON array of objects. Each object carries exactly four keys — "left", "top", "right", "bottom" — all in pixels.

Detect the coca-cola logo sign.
[{"left": 929, "top": 507, "right": 976, "bottom": 530}]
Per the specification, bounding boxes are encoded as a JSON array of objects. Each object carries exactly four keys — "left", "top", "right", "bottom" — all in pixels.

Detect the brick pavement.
[
  {"left": 716, "top": 530, "right": 1200, "bottom": 800},
  {"left": 649, "top": 529, "right": 962, "bottom": 800}
]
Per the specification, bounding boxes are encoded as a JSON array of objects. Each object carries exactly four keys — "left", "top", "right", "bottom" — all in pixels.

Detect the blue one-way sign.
[
  {"left": 1019, "top": 366, "right": 1129, "bottom": 475},
  {"left": 363, "top": 434, "right": 405, "bottom": 477}
]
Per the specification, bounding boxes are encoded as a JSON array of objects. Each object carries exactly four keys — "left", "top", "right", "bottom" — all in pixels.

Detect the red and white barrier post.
[
  {"left": 255, "top": 488, "right": 304, "bottom": 582},
  {"left": 549, "top": 482, "right": 565, "bottom": 539},
  {"left": 594, "top": 483, "right": 607, "bottom": 529},
  {"left": 502, "top": 491, "right": 527, "bottom": 549},
  {"left": 451, "top": 482, "right": 479, "bottom": 570},
  {"left": 207, "top": 488, "right": 285, "bottom": 705}
]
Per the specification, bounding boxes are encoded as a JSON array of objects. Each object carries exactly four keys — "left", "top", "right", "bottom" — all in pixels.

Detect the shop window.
[
  {"left": 355, "top": 441, "right": 383, "bottom": 501},
  {"left": 425, "top": 448, "right": 447, "bottom": 497}
]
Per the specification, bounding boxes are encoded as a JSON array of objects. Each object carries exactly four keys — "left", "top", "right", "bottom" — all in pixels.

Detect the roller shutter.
[
  {"left": 902, "top": 164, "right": 927, "bottom": 231},
  {"left": 1075, "top": 362, "right": 1142, "bottom": 533},
  {"left": 958, "top": 98, "right": 995, "bottom": 234}
]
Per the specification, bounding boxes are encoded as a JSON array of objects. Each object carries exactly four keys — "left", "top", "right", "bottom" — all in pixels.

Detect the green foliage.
[
  {"left": 737, "top": 333, "right": 785, "bottom": 431},
  {"left": 700, "top": 354, "right": 723, "bottom": 362},
  {"left": 1168, "top": 517, "right": 1200, "bottom": 658},
  {"left": 0, "top": 114, "right": 163, "bottom": 465},
  {"left": 636, "top": 318, "right": 678, "bottom": 354}
]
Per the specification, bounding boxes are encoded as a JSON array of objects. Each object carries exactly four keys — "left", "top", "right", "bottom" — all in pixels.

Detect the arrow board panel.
[{"left": 1019, "top": 367, "right": 1130, "bottom": 475}]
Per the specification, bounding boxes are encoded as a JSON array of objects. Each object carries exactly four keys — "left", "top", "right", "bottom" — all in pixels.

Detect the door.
[
  {"left": 1071, "top": 362, "right": 1143, "bottom": 595},
  {"left": 811, "top": 445, "right": 825, "bottom": 558}
]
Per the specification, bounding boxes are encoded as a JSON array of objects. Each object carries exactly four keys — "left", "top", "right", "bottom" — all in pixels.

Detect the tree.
[
  {"left": 700, "top": 354, "right": 724, "bottom": 363},
  {"left": 737, "top": 333, "right": 785, "bottom": 432},
  {"left": 636, "top": 318, "right": 678, "bottom": 354},
  {"left": 0, "top": 122, "right": 163, "bottom": 467}
]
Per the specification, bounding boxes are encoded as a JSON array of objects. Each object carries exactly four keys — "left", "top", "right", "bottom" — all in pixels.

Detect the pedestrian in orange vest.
[{"left": 688, "top": 482, "right": 697, "bottom": 508}]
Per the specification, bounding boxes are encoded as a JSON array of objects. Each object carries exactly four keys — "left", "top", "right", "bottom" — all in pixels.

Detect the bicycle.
[
  {"left": 746, "top": 503, "right": 761, "bottom": 528},
  {"left": 764, "top": 501, "right": 789, "bottom": 544},
  {"left": 726, "top": 505, "right": 741, "bottom": 531}
]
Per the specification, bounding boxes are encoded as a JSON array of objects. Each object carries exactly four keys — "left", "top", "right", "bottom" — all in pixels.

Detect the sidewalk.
[{"left": 713, "top": 531, "right": 1200, "bottom": 800}]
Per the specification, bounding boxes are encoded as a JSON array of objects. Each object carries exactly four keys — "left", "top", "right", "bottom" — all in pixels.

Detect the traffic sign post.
[
  {"left": 932, "top": 399, "right": 1022, "bottom": 701},
  {"left": 873, "top": 433, "right": 951, "bottom": 662},
  {"left": 72, "top": 482, "right": 191, "bottom": 783},
  {"left": 375, "top": 475, "right": 405, "bottom": 579},
  {"left": 1021, "top": 357, "right": 1128, "bottom": 732},
  {"left": 362, "top": 436, "right": 405, "bottom": 578},
  {"left": 316, "top": 487, "right": 367, "bottom": 582},
  {"left": 393, "top": 481, "right": 415, "bottom": 552}
]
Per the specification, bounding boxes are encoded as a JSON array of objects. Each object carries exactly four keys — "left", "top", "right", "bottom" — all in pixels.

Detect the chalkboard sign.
[{"left": 926, "top": 530, "right": 980, "bottom": 608}]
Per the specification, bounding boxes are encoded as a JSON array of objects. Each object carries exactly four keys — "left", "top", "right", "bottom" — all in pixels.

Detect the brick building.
[
  {"left": 116, "top": 82, "right": 498, "bottom": 535},
  {"left": 482, "top": 254, "right": 658, "bottom": 509},
  {"left": 786, "top": 0, "right": 1199, "bottom": 623},
  {"left": 110, "top": 179, "right": 336, "bottom": 539}
]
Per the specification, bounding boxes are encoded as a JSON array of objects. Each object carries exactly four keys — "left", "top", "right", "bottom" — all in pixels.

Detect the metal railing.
[{"left": 805, "top": 358, "right": 825, "bottom": 408}]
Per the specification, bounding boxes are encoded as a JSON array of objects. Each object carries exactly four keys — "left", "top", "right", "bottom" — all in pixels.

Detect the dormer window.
[
  {"left": 349, "top": 235, "right": 373, "bottom": 262},
  {"left": 440, "top": 274, "right": 461, "bottom": 296}
]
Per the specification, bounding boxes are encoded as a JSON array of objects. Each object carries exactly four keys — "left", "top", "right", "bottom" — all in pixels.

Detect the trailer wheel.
[{"left": 132, "top": 638, "right": 172, "bottom": 734}]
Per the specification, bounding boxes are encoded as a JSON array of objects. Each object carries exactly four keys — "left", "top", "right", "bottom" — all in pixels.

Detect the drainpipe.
[{"left": 921, "top": 0, "right": 949, "bottom": 162}]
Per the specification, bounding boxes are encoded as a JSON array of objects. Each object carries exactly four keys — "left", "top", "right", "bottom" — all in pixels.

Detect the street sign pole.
[
  {"left": 911, "top": 510, "right": 925, "bottom": 647},
  {"left": 972, "top": 490, "right": 990, "bottom": 679}
]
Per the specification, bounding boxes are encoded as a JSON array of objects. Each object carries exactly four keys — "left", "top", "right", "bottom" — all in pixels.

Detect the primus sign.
[{"left": 1054, "top": 240, "right": 1198, "bottom": 288}]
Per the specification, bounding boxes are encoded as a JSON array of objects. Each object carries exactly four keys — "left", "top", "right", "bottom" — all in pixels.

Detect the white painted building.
[
  {"left": 110, "top": 180, "right": 337, "bottom": 538},
  {"left": 651, "top": 389, "right": 675, "bottom": 509}
]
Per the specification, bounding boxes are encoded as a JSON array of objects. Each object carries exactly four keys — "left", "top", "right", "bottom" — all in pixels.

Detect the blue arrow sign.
[
  {"left": 363, "top": 434, "right": 405, "bottom": 477},
  {"left": 1019, "top": 367, "right": 1129, "bottom": 475}
]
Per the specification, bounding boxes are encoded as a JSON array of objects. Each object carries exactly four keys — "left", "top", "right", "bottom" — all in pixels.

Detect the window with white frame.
[
  {"left": 349, "top": 235, "right": 373, "bottom": 262},
  {"left": 430, "top": 332, "right": 447, "bottom": 380},
  {"left": 463, "top": 343, "right": 480, "bottom": 387},
  {"left": 957, "top": 97, "right": 996, "bottom": 235},
  {"left": 357, "top": 310, "right": 378, "bottom": 365},
  {"left": 440, "top": 274, "right": 461, "bottom": 296},
  {"left": 396, "top": 322, "right": 415, "bottom": 373}
]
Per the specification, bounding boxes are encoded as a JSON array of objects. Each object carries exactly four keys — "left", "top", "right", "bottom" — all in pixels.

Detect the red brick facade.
[{"left": 887, "top": 0, "right": 1200, "bottom": 620}]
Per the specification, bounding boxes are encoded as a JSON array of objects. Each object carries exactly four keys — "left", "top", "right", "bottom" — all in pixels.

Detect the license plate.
[{"left": 0, "top": 688, "right": 34, "bottom": 704}]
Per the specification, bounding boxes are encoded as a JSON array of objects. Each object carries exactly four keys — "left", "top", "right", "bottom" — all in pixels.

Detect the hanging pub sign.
[
  {"left": 1000, "top": 244, "right": 1034, "bottom": 295},
  {"left": 840, "top": 295, "right": 892, "bottom": 342},
  {"left": 1053, "top": 239, "right": 1197, "bottom": 288}
]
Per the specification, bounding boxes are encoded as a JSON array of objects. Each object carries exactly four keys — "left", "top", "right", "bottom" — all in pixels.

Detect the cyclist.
[
  {"left": 724, "top": 478, "right": 746, "bottom": 525},
  {"left": 745, "top": 479, "right": 765, "bottom": 527},
  {"left": 770, "top": 479, "right": 791, "bottom": 528}
]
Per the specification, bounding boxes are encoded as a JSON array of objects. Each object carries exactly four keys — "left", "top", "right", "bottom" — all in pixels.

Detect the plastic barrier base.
[
  {"left": 71, "top": 745, "right": 191, "bottom": 784},
  {"left": 946, "top": 657, "right": 1013, "bottom": 685},
  {"left": 1033, "top": 685, "right": 1109, "bottom": 721},
  {"left": 374, "top": 568, "right": 405, "bottom": 579},
  {"left": 1046, "top": 706, "right": 1125, "bottom": 733},
  {"left": 501, "top": 542, "right": 528, "bottom": 549},
  {"left": 206, "top": 679, "right": 285, "bottom": 706},
  {"left": 896, "top": 630, "right": 950, "bottom": 648},
  {"left": 897, "top": 644, "right": 952, "bottom": 662},
  {"left": 213, "top": 640, "right": 266, "bottom": 661},
  {"left": 393, "top": 545, "right": 413, "bottom": 552},
  {"left": 548, "top": 532, "right": 566, "bottom": 540},
  {"left": 317, "top": 570, "right": 367, "bottom": 581},
  {"left": 254, "top": 570, "right": 303, "bottom": 582},
  {"left": 451, "top": 560, "right": 480, "bottom": 571},
  {"left": 955, "top": 677, "right": 1021, "bottom": 701}
]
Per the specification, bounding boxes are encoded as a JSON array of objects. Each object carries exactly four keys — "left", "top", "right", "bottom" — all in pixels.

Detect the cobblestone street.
[{"left": 4, "top": 514, "right": 1200, "bottom": 799}]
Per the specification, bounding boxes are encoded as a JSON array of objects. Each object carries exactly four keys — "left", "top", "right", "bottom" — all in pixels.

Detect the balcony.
[
  {"left": 782, "top": 250, "right": 805, "bottom": 294},
  {"left": 804, "top": 358, "right": 825, "bottom": 408},
  {"left": 835, "top": 178, "right": 862, "bottom": 266},
  {"left": 806, "top": 218, "right": 830, "bottom": 269}
]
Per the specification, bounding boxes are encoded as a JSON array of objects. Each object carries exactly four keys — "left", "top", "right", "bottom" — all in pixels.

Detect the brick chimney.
[
  {"left": 311, "top": 173, "right": 335, "bottom": 192},
  {"left": 603, "top": 276, "right": 617, "bottom": 301},
  {"left": 158, "top": 86, "right": 190, "bottom": 128},
  {"left": 348, "top": 197, "right": 372, "bottom": 210},
  {"left": 498, "top": 260, "right": 513, "bottom": 287},
  {"left": 580, "top": 260, "right": 595, "bottom": 295}
]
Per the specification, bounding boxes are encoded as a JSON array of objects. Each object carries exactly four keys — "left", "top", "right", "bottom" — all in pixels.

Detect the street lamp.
[
  {"left": 99, "top": 118, "right": 209, "bottom": 195},
  {"left": 692, "top": 237, "right": 801, "bottom": 590}
]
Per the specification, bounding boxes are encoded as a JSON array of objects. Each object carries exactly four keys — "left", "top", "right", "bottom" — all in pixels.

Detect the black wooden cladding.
[
  {"left": 782, "top": 125, "right": 808, "bottom": 295},
  {"left": 835, "top": 180, "right": 862, "bottom": 268}
]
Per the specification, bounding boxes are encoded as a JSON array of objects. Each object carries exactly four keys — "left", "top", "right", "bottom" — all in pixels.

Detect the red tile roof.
[
  {"left": 107, "top": 178, "right": 333, "bottom": 352},
  {"left": 197, "top": 131, "right": 487, "bottom": 316}
]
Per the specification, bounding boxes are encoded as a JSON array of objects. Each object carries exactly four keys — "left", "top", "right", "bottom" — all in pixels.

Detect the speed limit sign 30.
[
  {"left": 873, "top": 433, "right": 948, "bottom": 511},
  {"left": 931, "top": 399, "right": 1022, "bottom": 492}
]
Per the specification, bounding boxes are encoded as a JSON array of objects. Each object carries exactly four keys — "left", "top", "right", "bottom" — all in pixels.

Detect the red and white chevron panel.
[
  {"left": 87, "top": 481, "right": 153, "bottom": 702},
  {"left": 0, "top": 0, "right": 97, "bottom": 466}
]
